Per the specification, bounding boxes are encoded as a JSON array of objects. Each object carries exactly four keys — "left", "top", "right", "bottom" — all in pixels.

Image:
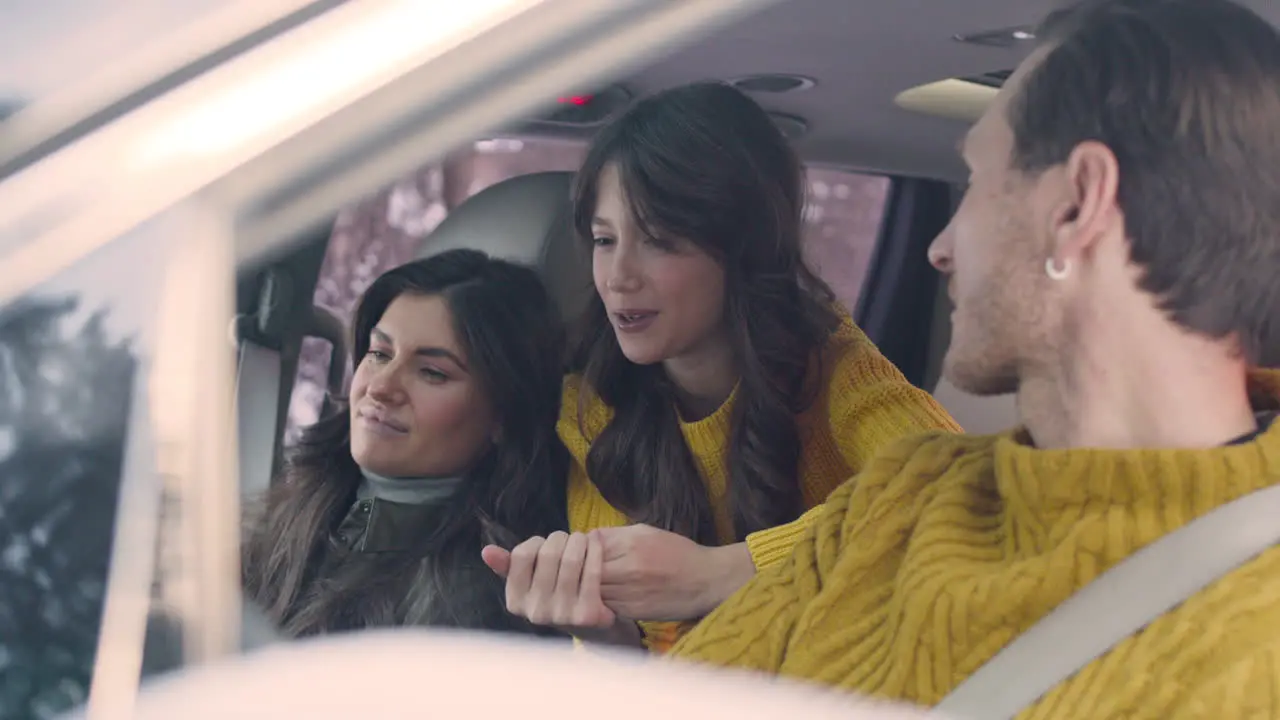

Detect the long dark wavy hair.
[
  {"left": 242, "top": 249, "right": 569, "bottom": 636},
  {"left": 571, "top": 82, "right": 842, "bottom": 544}
]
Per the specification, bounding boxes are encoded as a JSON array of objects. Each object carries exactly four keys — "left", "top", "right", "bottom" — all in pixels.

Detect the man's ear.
[{"left": 1049, "top": 140, "right": 1121, "bottom": 263}]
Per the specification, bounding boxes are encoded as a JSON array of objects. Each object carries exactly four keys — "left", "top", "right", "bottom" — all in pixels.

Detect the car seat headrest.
[{"left": 416, "top": 171, "right": 592, "bottom": 325}]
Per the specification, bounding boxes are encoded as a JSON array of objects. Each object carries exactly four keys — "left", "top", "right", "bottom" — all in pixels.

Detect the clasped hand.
[{"left": 481, "top": 524, "right": 754, "bottom": 644}]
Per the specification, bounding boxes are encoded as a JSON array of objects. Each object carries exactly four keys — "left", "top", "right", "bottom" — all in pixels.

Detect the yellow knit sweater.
[
  {"left": 558, "top": 316, "right": 961, "bottom": 652},
  {"left": 671, "top": 375, "right": 1280, "bottom": 719}
]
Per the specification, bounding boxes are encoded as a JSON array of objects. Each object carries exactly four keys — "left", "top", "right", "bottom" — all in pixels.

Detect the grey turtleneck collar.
[
  {"left": 331, "top": 470, "right": 466, "bottom": 553},
  {"left": 357, "top": 468, "right": 464, "bottom": 506}
]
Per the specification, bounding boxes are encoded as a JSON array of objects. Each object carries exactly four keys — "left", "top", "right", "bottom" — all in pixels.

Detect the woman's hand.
[
  {"left": 594, "top": 525, "right": 756, "bottom": 621},
  {"left": 485, "top": 525, "right": 758, "bottom": 626},
  {"left": 481, "top": 531, "right": 642, "bottom": 647}
]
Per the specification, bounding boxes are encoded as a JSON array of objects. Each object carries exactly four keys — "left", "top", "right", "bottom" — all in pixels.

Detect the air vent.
[
  {"left": 768, "top": 113, "right": 809, "bottom": 140},
  {"left": 958, "top": 69, "right": 1014, "bottom": 89},
  {"left": 728, "top": 74, "right": 816, "bottom": 94},
  {"left": 953, "top": 25, "right": 1036, "bottom": 48}
]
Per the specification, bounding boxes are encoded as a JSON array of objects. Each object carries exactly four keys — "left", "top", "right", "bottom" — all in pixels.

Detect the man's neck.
[{"left": 1017, "top": 327, "right": 1256, "bottom": 451}]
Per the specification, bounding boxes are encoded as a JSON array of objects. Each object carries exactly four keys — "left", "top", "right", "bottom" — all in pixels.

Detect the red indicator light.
[{"left": 557, "top": 95, "right": 592, "bottom": 106}]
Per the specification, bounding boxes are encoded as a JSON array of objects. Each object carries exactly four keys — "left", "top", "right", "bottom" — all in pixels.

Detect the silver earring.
[{"left": 1045, "top": 257, "right": 1071, "bottom": 280}]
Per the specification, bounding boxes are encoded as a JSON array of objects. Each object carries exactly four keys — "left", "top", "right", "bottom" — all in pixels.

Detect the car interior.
[
  {"left": 230, "top": 0, "right": 1280, "bottom": 510},
  {"left": 224, "top": 0, "right": 1093, "bottom": 498},
  {"left": 5, "top": 0, "right": 1280, "bottom": 714}
]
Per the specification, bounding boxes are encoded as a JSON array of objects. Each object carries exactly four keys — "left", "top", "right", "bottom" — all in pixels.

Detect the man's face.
[{"left": 927, "top": 52, "right": 1065, "bottom": 396}]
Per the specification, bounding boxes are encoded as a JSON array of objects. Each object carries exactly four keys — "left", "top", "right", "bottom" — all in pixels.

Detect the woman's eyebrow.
[
  {"left": 413, "top": 346, "right": 468, "bottom": 372},
  {"left": 373, "top": 327, "right": 468, "bottom": 372}
]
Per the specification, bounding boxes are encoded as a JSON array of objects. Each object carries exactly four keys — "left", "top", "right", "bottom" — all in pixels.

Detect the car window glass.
[{"left": 0, "top": 226, "right": 166, "bottom": 719}]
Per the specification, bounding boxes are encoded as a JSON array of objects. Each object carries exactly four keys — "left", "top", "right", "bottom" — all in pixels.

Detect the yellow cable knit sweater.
[
  {"left": 558, "top": 316, "right": 961, "bottom": 652},
  {"left": 671, "top": 373, "right": 1280, "bottom": 719}
]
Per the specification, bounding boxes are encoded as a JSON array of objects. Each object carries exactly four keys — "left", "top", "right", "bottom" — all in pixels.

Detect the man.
[{"left": 669, "top": 0, "right": 1280, "bottom": 717}]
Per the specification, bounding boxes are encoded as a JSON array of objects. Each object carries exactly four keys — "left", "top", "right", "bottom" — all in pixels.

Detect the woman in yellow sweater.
[
  {"left": 671, "top": 1, "right": 1280, "bottom": 716},
  {"left": 481, "top": 82, "right": 959, "bottom": 652}
]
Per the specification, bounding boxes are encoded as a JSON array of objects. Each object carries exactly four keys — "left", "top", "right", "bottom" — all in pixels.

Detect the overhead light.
[
  {"left": 533, "top": 85, "right": 631, "bottom": 127},
  {"left": 953, "top": 25, "right": 1036, "bottom": 48},
  {"left": 895, "top": 80, "right": 997, "bottom": 123},
  {"left": 727, "top": 74, "right": 816, "bottom": 94}
]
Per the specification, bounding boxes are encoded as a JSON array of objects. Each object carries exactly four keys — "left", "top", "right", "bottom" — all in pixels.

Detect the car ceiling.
[
  {"left": 2, "top": 0, "right": 1279, "bottom": 187},
  {"left": 615, "top": 0, "right": 1280, "bottom": 183}
]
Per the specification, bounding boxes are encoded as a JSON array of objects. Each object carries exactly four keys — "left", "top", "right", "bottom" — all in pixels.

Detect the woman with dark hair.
[
  {"left": 482, "top": 82, "right": 961, "bottom": 651},
  {"left": 243, "top": 248, "right": 568, "bottom": 638}
]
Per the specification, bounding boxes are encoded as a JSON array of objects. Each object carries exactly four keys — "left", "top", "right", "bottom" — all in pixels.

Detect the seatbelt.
[{"left": 935, "top": 481, "right": 1280, "bottom": 720}]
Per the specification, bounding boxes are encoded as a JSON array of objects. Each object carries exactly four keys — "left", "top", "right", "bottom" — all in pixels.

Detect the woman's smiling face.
[{"left": 348, "top": 293, "right": 495, "bottom": 478}]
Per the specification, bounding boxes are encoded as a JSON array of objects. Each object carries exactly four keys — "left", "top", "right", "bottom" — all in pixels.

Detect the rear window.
[{"left": 285, "top": 138, "right": 891, "bottom": 439}]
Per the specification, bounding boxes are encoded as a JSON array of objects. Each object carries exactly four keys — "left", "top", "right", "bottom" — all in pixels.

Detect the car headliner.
[
  {"left": 560, "top": 0, "right": 1280, "bottom": 182},
  {"left": 2, "top": 1, "right": 1277, "bottom": 183}
]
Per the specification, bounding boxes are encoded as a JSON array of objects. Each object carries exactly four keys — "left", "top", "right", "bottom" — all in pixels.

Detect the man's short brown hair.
[{"left": 1010, "top": 0, "right": 1280, "bottom": 365}]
